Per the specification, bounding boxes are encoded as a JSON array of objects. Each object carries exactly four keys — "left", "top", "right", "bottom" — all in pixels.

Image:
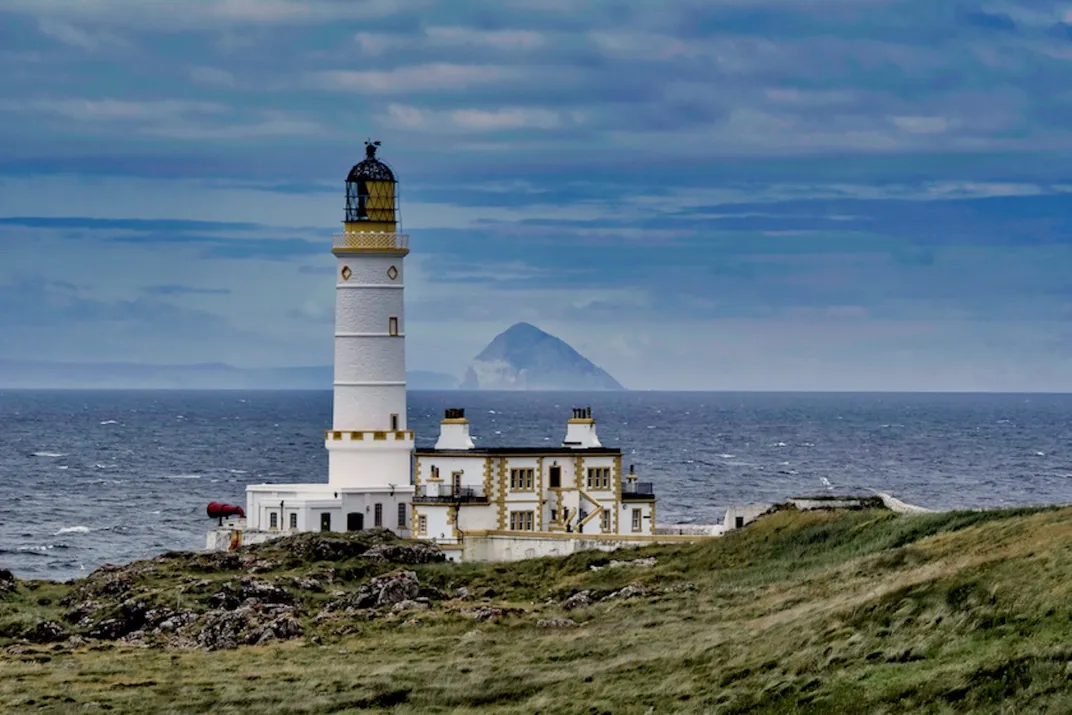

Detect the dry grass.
[{"left": 4, "top": 505, "right": 1072, "bottom": 713}]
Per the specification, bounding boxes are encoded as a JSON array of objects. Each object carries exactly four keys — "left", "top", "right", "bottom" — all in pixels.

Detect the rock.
[
  {"left": 65, "top": 635, "right": 87, "bottom": 649},
  {"left": 289, "top": 577, "right": 324, "bottom": 592},
  {"left": 21, "top": 621, "right": 68, "bottom": 644},
  {"left": 364, "top": 543, "right": 446, "bottom": 565},
  {"left": 209, "top": 577, "right": 293, "bottom": 611},
  {"left": 63, "top": 601, "right": 104, "bottom": 627},
  {"left": 604, "top": 584, "right": 648, "bottom": 601},
  {"left": 0, "top": 568, "right": 16, "bottom": 595},
  {"left": 590, "top": 557, "right": 657, "bottom": 571},
  {"left": 563, "top": 591, "right": 594, "bottom": 610},
  {"left": 537, "top": 618, "right": 578, "bottom": 628},
  {"left": 454, "top": 586, "right": 470, "bottom": 600},
  {"left": 356, "top": 571, "right": 420, "bottom": 609},
  {"left": 195, "top": 605, "right": 302, "bottom": 651},
  {"left": 392, "top": 599, "right": 430, "bottom": 613},
  {"left": 89, "top": 619, "right": 130, "bottom": 641},
  {"left": 462, "top": 607, "right": 507, "bottom": 622}
]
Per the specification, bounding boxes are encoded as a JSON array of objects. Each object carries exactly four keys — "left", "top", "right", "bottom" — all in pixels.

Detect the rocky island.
[
  {"left": 3, "top": 504, "right": 1071, "bottom": 712},
  {"left": 461, "top": 322, "right": 624, "bottom": 391}
]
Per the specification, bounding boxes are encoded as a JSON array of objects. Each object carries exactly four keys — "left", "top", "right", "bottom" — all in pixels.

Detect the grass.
[{"left": 4, "top": 505, "right": 1072, "bottom": 713}]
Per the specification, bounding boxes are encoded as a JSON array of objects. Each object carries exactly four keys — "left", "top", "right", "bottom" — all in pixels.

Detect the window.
[
  {"left": 452, "top": 471, "right": 463, "bottom": 495},
  {"left": 388, "top": 317, "right": 399, "bottom": 336},
  {"left": 586, "top": 467, "right": 611, "bottom": 490},
  {"left": 631, "top": 509, "right": 642, "bottom": 532},
  {"left": 398, "top": 503, "right": 407, "bottom": 529},
  {"left": 390, "top": 414, "right": 399, "bottom": 431},
  {"left": 269, "top": 512, "right": 278, "bottom": 529},
  {"left": 509, "top": 511, "right": 535, "bottom": 531},
  {"left": 321, "top": 512, "right": 332, "bottom": 532},
  {"left": 549, "top": 465, "right": 561, "bottom": 488},
  {"left": 417, "top": 515, "right": 427, "bottom": 535},
  {"left": 510, "top": 468, "right": 534, "bottom": 490},
  {"left": 601, "top": 510, "right": 611, "bottom": 532},
  {"left": 551, "top": 509, "right": 558, "bottom": 522},
  {"left": 289, "top": 513, "right": 297, "bottom": 529},
  {"left": 374, "top": 503, "right": 383, "bottom": 527}
]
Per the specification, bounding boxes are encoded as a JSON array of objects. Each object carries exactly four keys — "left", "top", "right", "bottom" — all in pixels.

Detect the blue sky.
[{"left": 2, "top": 0, "right": 1072, "bottom": 391}]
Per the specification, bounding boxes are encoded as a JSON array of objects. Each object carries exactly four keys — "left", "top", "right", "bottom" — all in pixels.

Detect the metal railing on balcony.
[
  {"left": 412, "top": 485, "right": 489, "bottom": 504},
  {"left": 622, "top": 481, "right": 655, "bottom": 500},
  {"left": 332, "top": 232, "right": 409, "bottom": 252}
]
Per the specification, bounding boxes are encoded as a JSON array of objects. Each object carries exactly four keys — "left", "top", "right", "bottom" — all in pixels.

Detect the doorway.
[
  {"left": 320, "top": 512, "right": 332, "bottom": 532},
  {"left": 452, "top": 471, "right": 462, "bottom": 496},
  {"left": 549, "top": 465, "right": 561, "bottom": 489},
  {"left": 347, "top": 512, "right": 364, "bottom": 531}
]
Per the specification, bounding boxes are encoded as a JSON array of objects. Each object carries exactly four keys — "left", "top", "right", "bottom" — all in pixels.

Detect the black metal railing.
[
  {"left": 622, "top": 481, "right": 655, "bottom": 500},
  {"left": 412, "top": 486, "right": 489, "bottom": 504}
]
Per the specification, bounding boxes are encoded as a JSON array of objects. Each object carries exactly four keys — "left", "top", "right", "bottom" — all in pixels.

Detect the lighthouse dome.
[{"left": 346, "top": 140, "right": 396, "bottom": 183}]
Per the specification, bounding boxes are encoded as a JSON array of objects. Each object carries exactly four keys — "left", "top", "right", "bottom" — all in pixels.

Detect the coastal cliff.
[
  {"left": 2, "top": 505, "right": 1070, "bottom": 712},
  {"left": 460, "top": 322, "right": 624, "bottom": 391}
]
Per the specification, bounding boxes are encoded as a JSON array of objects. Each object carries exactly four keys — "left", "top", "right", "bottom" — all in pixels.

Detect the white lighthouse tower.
[
  {"left": 232, "top": 141, "right": 415, "bottom": 538},
  {"left": 326, "top": 140, "right": 414, "bottom": 493}
]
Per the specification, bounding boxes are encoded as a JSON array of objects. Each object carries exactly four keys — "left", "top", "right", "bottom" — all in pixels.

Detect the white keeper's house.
[{"left": 211, "top": 142, "right": 673, "bottom": 561}]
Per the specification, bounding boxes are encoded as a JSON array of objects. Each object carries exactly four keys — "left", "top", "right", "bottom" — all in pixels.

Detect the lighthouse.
[
  {"left": 221, "top": 140, "right": 663, "bottom": 556},
  {"left": 327, "top": 140, "right": 414, "bottom": 491}
]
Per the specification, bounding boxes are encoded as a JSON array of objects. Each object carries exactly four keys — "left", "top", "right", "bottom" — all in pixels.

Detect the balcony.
[
  {"left": 622, "top": 481, "right": 655, "bottom": 501},
  {"left": 412, "top": 485, "right": 489, "bottom": 505},
  {"left": 332, "top": 232, "right": 409, "bottom": 253}
]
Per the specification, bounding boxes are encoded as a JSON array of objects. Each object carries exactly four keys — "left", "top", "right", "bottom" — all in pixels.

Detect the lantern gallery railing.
[
  {"left": 332, "top": 232, "right": 409, "bottom": 252},
  {"left": 412, "top": 486, "right": 489, "bottom": 504},
  {"left": 622, "top": 482, "right": 655, "bottom": 501}
]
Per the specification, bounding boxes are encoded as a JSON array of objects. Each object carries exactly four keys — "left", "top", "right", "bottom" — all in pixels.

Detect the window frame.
[{"left": 631, "top": 508, "right": 642, "bottom": 532}]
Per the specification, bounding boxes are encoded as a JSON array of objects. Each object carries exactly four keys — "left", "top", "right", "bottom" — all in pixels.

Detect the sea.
[{"left": 2, "top": 389, "right": 1071, "bottom": 581}]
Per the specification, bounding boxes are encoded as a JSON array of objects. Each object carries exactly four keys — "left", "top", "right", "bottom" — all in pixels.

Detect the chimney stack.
[
  {"left": 435, "top": 408, "right": 474, "bottom": 450},
  {"left": 563, "top": 406, "right": 602, "bottom": 449}
]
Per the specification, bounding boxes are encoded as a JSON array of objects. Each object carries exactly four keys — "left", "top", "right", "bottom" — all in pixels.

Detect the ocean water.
[{"left": 2, "top": 389, "right": 1071, "bottom": 581}]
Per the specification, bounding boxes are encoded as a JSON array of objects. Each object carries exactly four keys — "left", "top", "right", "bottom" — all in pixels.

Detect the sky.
[{"left": 1, "top": 0, "right": 1072, "bottom": 391}]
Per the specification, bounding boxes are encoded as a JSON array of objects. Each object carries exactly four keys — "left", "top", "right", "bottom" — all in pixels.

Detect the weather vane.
[{"left": 365, "top": 139, "right": 381, "bottom": 159}]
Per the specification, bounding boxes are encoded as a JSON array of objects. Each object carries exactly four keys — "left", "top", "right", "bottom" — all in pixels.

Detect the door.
[
  {"left": 549, "top": 465, "right": 561, "bottom": 488},
  {"left": 452, "top": 471, "right": 462, "bottom": 496},
  {"left": 347, "top": 512, "right": 363, "bottom": 531},
  {"left": 320, "top": 512, "right": 332, "bottom": 532}
]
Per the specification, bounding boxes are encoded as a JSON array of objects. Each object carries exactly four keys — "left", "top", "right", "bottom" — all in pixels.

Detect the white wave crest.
[
  {"left": 165, "top": 474, "right": 202, "bottom": 479},
  {"left": 99, "top": 420, "right": 120, "bottom": 426},
  {"left": 55, "top": 526, "right": 90, "bottom": 535},
  {"left": 32, "top": 451, "right": 66, "bottom": 458}
]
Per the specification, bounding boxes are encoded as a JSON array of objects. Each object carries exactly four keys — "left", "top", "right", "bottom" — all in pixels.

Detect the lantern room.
[{"left": 344, "top": 140, "right": 399, "bottom": 234}]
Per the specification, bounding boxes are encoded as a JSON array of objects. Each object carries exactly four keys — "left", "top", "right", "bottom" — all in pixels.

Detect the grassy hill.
[{"left": 3, "top": 505, "right": 1072, "bottom": 713}]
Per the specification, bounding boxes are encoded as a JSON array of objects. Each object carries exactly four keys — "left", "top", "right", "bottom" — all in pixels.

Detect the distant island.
[
  {"left": 0, "top": 323, "right": 621, "bottom": 391},
  {"left": 460, "top": 322, "right": 624, "bottom": 391}
]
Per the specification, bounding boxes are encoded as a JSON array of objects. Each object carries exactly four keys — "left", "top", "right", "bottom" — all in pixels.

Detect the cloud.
[
  {"left": 141, "top": 284, "right": 232, "bottom": 296},
  {"left": 310, "top": 64, "right": 512, "bottom": 93}
]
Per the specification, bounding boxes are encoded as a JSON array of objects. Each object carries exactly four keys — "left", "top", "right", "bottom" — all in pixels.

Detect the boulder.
[
  {"left": 537, "top": 618, "right": 578, "bottom": 629},
  {"left": 391, "top": 599, "right": 430, "bottom": 613},
  {"left": 356, "top": 571, "right": 420, "bottom": 608},
  {"left": 604, "top": 583, "right": 649, "bottom": 601},
  {"left": 209, "top": 577, "right": 293, "bottom": 611},
  {"left": 363, "top": 543, "right": 446, "bottom": 565},
  {"left": 21, "top": 621, "right": 68, "bottom": 644},
  {"left": 195, "top": 605, "right": 302, "bottom": 651},
  {"left": 563, "top": 591, "right": 594, "bottom": 610},
  {"left": 0, "top": 568, "right": 16, "bottom": 595}
]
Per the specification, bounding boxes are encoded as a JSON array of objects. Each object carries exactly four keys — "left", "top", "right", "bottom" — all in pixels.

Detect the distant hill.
[
  {"left": 0, "top": 360, "right": 456, "bottom": 390},
  {"left": 460, "top": 322, "right": 624, "bottom": 391}
]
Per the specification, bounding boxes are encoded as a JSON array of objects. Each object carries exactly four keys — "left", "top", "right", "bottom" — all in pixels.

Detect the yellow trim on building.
[
  {"left": 567, "top": 418, "right": 595, "bottom": 425},
  {"left": 440, "top": 418, "right": 470, "bottom": 425}
]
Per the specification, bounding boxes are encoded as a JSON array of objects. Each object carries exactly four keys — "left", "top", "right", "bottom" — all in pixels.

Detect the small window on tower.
[
  {"left": 390, "top": 414, "right": 399, "bottom": 431},
  {"left": 389, "top": 317, "right": 399, "bottom": 336}
]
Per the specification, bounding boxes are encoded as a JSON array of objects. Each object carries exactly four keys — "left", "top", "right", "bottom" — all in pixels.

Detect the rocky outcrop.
[
  {"left": 0, "top": 568, "right": 15, "bottom": 596},
  {"left": 364, "top": 543, "right": 446, "bottom": 565},
  {"left": 196, "top": 605, "right": 302, "bottom": 651}
]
